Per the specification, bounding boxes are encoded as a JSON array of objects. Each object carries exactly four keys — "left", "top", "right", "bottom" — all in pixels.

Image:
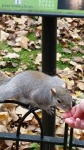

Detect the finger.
[
  {"left": 75, "top": 118, "right": 84, "bottom": 129},
  {"left": 63, "top": 106, "right": 76, "bottom": 119},
  {"left": 73, "top": 105, "right": 83, "bottom": 118},
  {"left": 76, "top": 119, "right": 84, "bottom": 130},
  {"left": 64, "top": 118, "right": 75, "bottom": 128},
  {"left": 75, "top": 118, "right": 81, "bottom": 128}
]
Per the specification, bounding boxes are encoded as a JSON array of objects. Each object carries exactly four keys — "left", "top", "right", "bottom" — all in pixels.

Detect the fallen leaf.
[
  {"left": 15, "top": 106, "right": 33, "bottom": 121},
  {"left": 0, "top": 30, "right": 9, "bottom": 42},
  {"left": 78, "top": 41, "right": 84, "bottom": 46},
  {"left": 28, "top": 41, "right": 35, "bottom": 49},
  {"left": 0, "top": 61, "right": 7, "bottom": 67},
  {"left": 74, "top": 129, "right": 82, "bottom": 139},
  {"left": 63, "top": 48, "right": 71, "bottom": 54},
  {"left": 13, "top": 16, "right": 27, "bottom": 24},
  {"left": 57, "top": 53, "right": 62, "bottom": 61},
  {"left": 72, "top": 57, "right": 84, "bottom": 63},
  {"left": 77, "top": 81, "right": 84, "bottom": 91},
  {"left": 4, "top": 53, "right": 19, "bottom": 59},
  {"left": 61, "top": 58, "right": 70, "bottom": 63},
  {"left": 15, "top": 30, "right": 28, "bottom": 37},
  {"left": 34, "top": 53, "right": 42, "bottom": 65},
  {"left": 56, "top": 123, "right": 65, "bottom": 136},
  {"left": 0, "top": 125, "right": 8, "bottom": 132},
  {"left": 75, "top": 64, "right": 84, "bottom": 74},
  {"left": 12, "top": 47, "right": 21, "bottom": 52},
  {"left": 16, "top": 36, "right": 29, "bottom": 49}
]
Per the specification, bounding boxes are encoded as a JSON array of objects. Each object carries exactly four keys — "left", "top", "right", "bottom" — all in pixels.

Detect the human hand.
[{"left": 63, "top": 100, "right": 84, "bottom": 129}]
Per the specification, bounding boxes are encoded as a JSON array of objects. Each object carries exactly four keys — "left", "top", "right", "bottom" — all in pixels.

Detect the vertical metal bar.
[
  {"left": 42, "top": 16, "right": 57, "bottom": 150},
  {"left": 63, "top": 123, "right": 68, "bottom": 150},
  {"left": 69, "top": 100, "right": 76, "bottom": 150},
  {"left": 69, "top": 128, "right": 73, "bottom": 150}
]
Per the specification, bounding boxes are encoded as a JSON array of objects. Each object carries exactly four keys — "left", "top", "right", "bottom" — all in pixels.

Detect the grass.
[
  {"left": 57, "top": 43, "right": 83, "bottom": 69},
  {"left": 0, "top": 36, "right": 83, "bottom": 72},
  {"left": 0, "top": 41, "right": 39, "bottom": 72}
]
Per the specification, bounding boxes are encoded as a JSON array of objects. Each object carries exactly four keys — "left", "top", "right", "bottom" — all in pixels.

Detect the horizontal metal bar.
[
  {"left": 0, "top": 11, "right": 84, "bottom": 18},
  {"left": 0, "top": 132, "right": 84, "bottom": 148},
  {"left": 0, "top": 132, "right": 64, "bottom": 145},
  {"left": 72, "top": 139, "right": 84, "bottom": 148}
]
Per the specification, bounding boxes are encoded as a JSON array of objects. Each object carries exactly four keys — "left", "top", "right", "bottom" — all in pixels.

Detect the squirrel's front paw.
[{"left": 46, "top": 107, "right": 55, "bottom": 115}]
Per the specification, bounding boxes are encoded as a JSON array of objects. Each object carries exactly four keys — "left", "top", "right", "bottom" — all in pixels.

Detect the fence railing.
[
  {"left": 0, "top": 2, "right": 84, "bottom": 149},
  {"left": 0, "top": 100, "right": 84, "bottom": 150}
]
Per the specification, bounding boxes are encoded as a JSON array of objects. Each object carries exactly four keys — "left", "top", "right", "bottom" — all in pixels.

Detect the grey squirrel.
[{"left": 0, "top": 70, "right": 72, "bottom": 114}]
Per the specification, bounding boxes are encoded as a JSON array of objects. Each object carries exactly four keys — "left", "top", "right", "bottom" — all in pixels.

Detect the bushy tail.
[
  {"left": 0, "top": 71, "right": 11, "bottom": 85},
  {"left": 0, "top": 71, "right": 19, "bottom": 101},
  {"left": 0, "top": 79, "right": 19, "bottom": 101}
]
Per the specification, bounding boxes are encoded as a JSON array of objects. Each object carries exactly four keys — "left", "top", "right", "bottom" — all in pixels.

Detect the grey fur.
[{"left": 0, "top": 71, "right": 72, "bottom": 114}]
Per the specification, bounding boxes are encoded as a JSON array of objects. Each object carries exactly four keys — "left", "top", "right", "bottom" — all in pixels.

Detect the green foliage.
[{"left": 29, "top": 143, "right": 39, "bottom": 150}]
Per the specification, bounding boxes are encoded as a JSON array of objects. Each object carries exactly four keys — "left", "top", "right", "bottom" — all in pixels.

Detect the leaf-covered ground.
[{"left": 0, "top": 15, "right": 84, "bottom": 150}]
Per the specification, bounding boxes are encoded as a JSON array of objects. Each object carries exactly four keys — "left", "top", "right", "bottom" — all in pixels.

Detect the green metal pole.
[{"left": 42, "top": 16, "right": 57, "bottom": 150}]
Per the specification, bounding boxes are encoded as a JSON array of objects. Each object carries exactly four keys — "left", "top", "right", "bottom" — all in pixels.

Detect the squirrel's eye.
[{"left": 57, "top": 99, "right": 61, "bottom": 103}]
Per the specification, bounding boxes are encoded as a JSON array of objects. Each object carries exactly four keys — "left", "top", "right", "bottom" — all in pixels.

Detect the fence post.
[{"left": 42, "top": 16, "right": 57, "bottom": 150}]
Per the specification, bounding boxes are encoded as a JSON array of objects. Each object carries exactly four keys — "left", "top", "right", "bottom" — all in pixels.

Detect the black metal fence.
[
  {"left": 0, "top": 100, "right": 84, "bottom": 150},
  {"left": 0, "top": 6, "right": 84, "bottom": 150}
]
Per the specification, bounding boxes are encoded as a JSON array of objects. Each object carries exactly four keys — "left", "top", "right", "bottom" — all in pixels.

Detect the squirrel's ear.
[{"left": 51, "top": 88, "right": 56, "bottom": 95}]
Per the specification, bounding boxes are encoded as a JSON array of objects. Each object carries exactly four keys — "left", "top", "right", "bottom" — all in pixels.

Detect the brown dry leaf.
[
  {"left": 0, "top": 30, "right": 9, "bottom": 41},
  {"left": 0, "top": 61, "right": 7, "bottom": 67},
  {"left": 57, "top": 53, "right": 62, "bottom": 61},
  {"left": 77, "top": 81, "right": 84, "bottom": 91},
  {"left": 15, "top": 30, "right": 28, "bottom": 37},
  {"left": 3, "top": 103, "right": 17, "bottom": 109},
  {"left": 0, "top": 124, "right": 8, "bottom": 132},
  {"left": 20, "top": 127, "right": 28, "bottom": 134},
  {"left": 26, "top": 129, "right": 35, "bottom": 135},
  {"left": 69, "top": 29, "right": 81, "bottom": 40},
  {"left": 70, "top": 60, "right": 78, "bottom": 66},
  {"left": 13, "top": 16, "right": 27, "bottom": 24},
  {"left": 34, "top": 53, "right": 42, "bottom": 65},
  {"left": 4, "top": 53, "right": 19, "bottom": 59},
  {"left": 56, "top": 123, "right": 65, "bottom": 136},
  {"left": 72, "top": 91, "right": 83, "bottom": 98},
  {"left": 57, "top": 18, "right": 70, "bottom": 30},
  {"left": 36, "top": 110, "right": 42, "bottom": 118},
  {"left": 72, "top": 57, "right": 84, "bottom": 63},
  {"left": 27, "top": 125, "right": 36, "bottom": 131},
  {"left": 55, "top": 116, "right": 62, "bottom": 126},
  {"left": 28, "top": 41, "right": 35, "bottom": 49},
  {"left": 75, "top": 64, "right": 84, "bottom": 74},
  {"left": 0, "top": 112, "right": 9, "bottom": 121},
  {"left": 0, "top": 49, "right": 8, "bottom": 56},
  {"left": 78, "top": 41, "right": 84, "bottom": 46},
  {"left": 35, "top": 26, "right": 42, "bottom": 38},
  {"left": 7, "top": 40, "right": 15, "bottom": 46},
  {"left": 16, "top": 36, "right": 29, "bottom": 49},
  {"left": 63, "top": 48, "right": 71, "bottom": 54},
  {"left": 59, "top": 67, "right": 75, "bottom": 79},
  {"left": 6, "top": 27, "right": 15, "bottom": 33},
  {"left": 74, "top": 129, "right": 82, "bottom": 139},
  {"left": 61, "top": 58, "right": 70, "bottom": 63},
  {"left": 32, "top": 117, "right": 39, "bottom": 126},
  {"left": 15, "top": 106, "right": 33, "bottom": 121},
  {"left": 72, "top": 45, "right": 84, "bottom": 54},
  {"left": 56, "top": 110, "right": 64, "bottom": 126},
  {"left": 9, "top": 108, "right": 18, "bottom": 121},
  {"left": 5, "top": 140, "right": 14, "bottom": 148},
  {"left": 64, "top": 78, "right": 74, "bottom": 90},
  {"left": 12, "top": 47, "right": 21, "bottom": 52}
]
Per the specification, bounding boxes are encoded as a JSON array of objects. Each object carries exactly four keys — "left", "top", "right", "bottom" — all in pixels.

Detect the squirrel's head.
[{"left": 50, "top": 86, "right": 72, "bottom": 111}]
